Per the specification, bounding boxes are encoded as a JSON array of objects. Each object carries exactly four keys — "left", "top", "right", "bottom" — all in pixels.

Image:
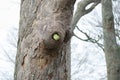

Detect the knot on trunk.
[
  {"left": 43, "top": 24, "right": 65, "bottom": 50},
  {"left": 32, "top": 20, "right": 71, "bottom": 57}
]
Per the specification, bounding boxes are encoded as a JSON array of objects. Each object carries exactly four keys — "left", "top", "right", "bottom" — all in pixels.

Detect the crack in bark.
[{"left": 21, "top": 53, "right": 27, "bottom": 66}]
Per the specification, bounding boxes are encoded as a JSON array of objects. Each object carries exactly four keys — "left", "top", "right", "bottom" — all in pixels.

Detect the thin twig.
[{"left": 74, "top": 26, "right": 104, "bottom": 51}]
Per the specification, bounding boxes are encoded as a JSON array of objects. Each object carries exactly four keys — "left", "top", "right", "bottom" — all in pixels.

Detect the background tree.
[
  {"left": 74, "top": 0, "right": 120, "bottom": 79},
  {"left": 71, "top": 0, "right": 120, "bottom": 79},
  {"left": 102, "top": 0, "right": 120, "bottom": 80}
]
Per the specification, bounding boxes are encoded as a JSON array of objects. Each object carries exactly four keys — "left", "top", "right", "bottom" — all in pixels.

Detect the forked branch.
[{"left": 71, "top": 0, "right": 101, "bottom": 31}]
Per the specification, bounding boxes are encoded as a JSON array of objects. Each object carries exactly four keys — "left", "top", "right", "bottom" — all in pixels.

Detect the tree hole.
[{"left": 52, "top": 32, "right": 61, "bottom": 41}]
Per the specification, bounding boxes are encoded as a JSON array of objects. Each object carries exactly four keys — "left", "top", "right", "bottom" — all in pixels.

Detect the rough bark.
[
  {"left": 14, "top": 0, "right": 75, "bottom": 80},
  {"left": 102, "top": 0, "right": 120, "bottom": 80}
]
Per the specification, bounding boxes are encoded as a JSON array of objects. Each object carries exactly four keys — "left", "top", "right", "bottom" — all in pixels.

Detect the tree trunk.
[
  {"left": 14, "top": 0, "right": 75, "bottom": 80},
  {"left": 102, "top": 0, "right": 120, "bottom": 80}
]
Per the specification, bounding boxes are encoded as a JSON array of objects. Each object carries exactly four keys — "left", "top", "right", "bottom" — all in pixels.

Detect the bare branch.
[
  {"left": 85, "top": 2, "right": 100, "bottom": 14},
  {"left": 71, "top": 0, "right": 101, "bottom": 31},
  {"left": 73, "top": 33, "right": 89, "bottom": 41},
  {"left": 74, "top": 26, "right": 104, "bottom": 51}
]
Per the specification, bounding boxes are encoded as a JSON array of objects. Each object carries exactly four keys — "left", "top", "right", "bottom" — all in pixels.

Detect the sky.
[
  {"left": 0, "top": 0, "right": 20, "bottom": 60},
  {"left": 0, "top": 0, "right": 20, "bottom": 79},
  {"left": 0, "top": 0, "right": 20, "bottom": 28}
]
